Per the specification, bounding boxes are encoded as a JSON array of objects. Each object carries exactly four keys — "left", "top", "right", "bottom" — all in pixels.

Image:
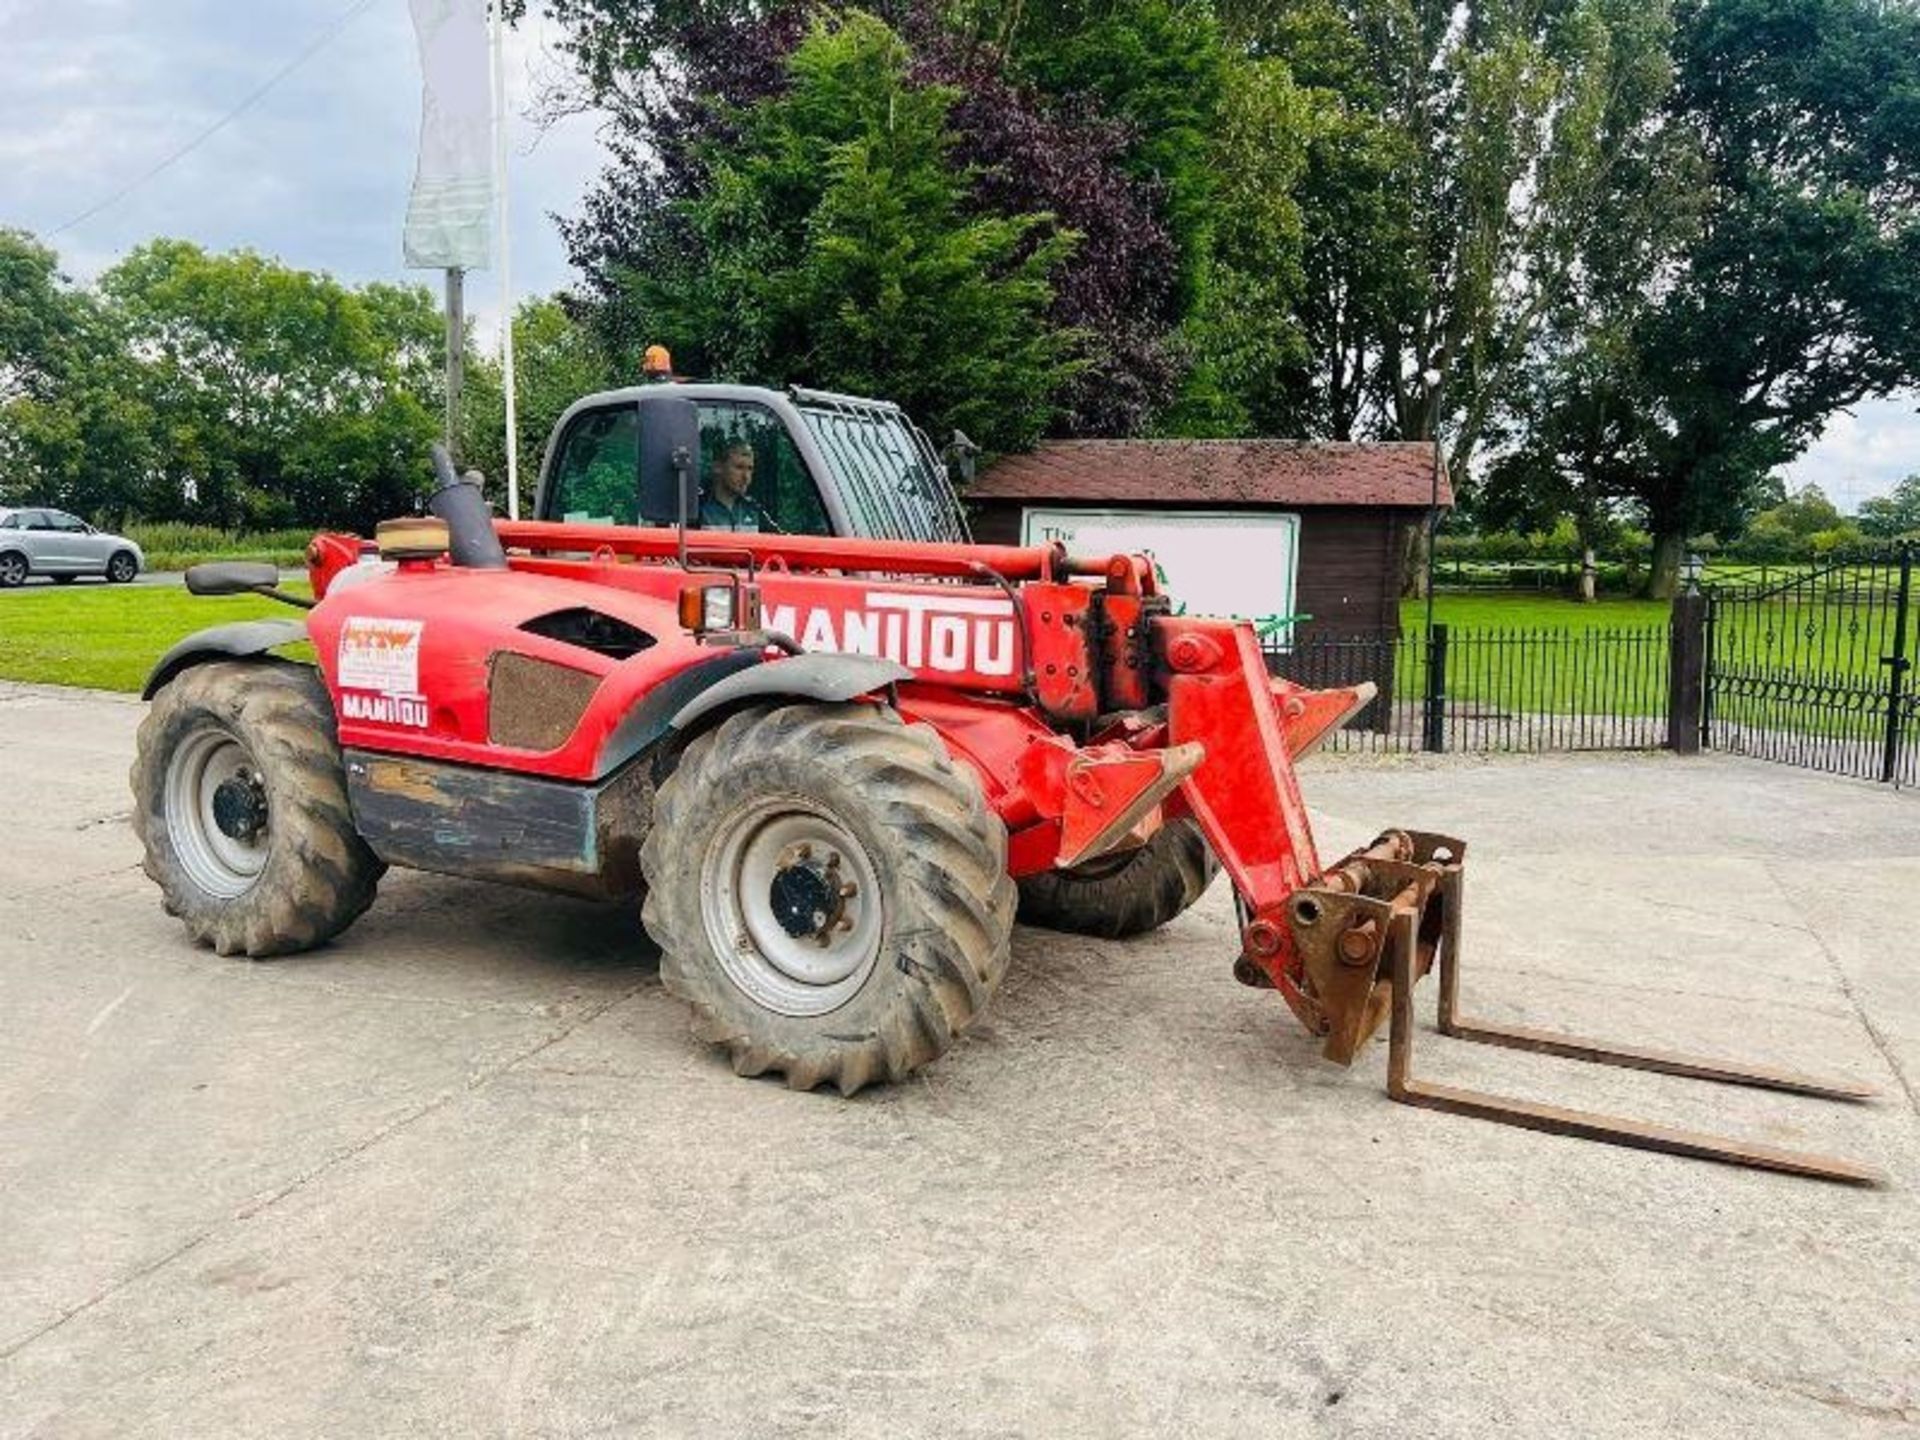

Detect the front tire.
[
  {"left": 131, "top": 661, "right": 384, "bottom": 957},
  {"left": 107, "top": 551, "right": 138, "bottom": 583},
  {"left": 0, "top": 552, "right": 26, "bottom": 588},
  {"left": 641, "top": 702, "right": 1015, "bottom": 1094},
  {"left": 1016, "top": 818, "right": 1217, "bottom": 939}
]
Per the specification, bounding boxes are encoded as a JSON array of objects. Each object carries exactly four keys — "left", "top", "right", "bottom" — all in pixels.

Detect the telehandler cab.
[{"left": 132, "top": 393, "right": 1882, "bottom": 1185}]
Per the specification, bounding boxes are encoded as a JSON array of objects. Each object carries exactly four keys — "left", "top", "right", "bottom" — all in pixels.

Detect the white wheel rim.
[
  {"left": 699, "top": 796, "right": 885, "bottom": 1018},
  {"left": 163, "top": 727, "right": 269, "bottom": 898}
]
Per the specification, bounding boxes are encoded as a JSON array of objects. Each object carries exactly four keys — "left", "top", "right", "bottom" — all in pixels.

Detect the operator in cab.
[{"left": 700, "top": 440, "right": 766, "bottom": 532}]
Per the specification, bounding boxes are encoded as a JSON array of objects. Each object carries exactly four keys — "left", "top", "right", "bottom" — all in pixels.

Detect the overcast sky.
[{"left": 1, "top": 0, "right": 1914, "bottom": 504}]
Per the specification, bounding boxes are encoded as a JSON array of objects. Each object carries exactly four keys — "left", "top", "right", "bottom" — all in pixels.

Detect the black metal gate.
[{"left": 1704, "top": 545, "right": 1917, "bottom": 785}]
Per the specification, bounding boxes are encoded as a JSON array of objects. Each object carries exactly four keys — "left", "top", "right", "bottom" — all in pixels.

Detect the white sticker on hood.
[{"left": 338, "top": 617, "right": 424, "bottom": 695}]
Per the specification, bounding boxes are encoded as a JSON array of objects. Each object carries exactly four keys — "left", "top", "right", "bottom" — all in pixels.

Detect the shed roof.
[{"left": 967, "top": 439, "right": 1452, "bottom": 510}]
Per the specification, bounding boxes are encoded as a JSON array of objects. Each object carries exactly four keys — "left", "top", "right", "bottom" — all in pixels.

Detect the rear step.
[{"left": 1293, "top": 831, "right": 1885, "bottom": 1186}]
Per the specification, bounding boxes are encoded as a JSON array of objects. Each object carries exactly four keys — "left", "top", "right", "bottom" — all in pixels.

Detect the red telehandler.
[{"left": 132, "top": 403, "right": 1882, "bottom": 1185}]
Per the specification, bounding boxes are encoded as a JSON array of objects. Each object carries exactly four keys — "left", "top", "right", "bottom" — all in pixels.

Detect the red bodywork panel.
[
  {"left": 305, "top": 519, "right": 1364, "bottom": 1014},
  {"left": 309, "top": 564, "right": 710, "bottom": 779}
]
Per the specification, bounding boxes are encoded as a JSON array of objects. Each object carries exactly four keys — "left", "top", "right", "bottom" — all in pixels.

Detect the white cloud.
[
  {"left": 0, "top": 0, "right": 607, "bottom": 329},
  {"left": 1781, "top": 395, "right": 1920, "bottom": 511}
]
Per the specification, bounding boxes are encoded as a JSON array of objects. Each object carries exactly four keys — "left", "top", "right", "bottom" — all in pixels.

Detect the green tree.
[
  {"left": 1857, "top": 476, "right": 1920, "bottom": 540},
  {"left": 990, "top": 0, "right": 1229, "bottom": 316},
  {"left": 1609, "top": 0, "right": 1920, "bottom": 594},
  {"left": 1161, "top": 56, "right": 1315, "bottom": 435},
  {"left": 0, "top": 229, "right": 78, "bottom": 407},
  {"left": 1231, "top": 0, "right": 1689, "bottom": 483},
  {"left": 614, "top": 12, "right": 1079, "bottom": 451},
  {"left": 0, "top": 230, "right": 156, "bottom": 522},
  {"left": 98, "top": 241, "right": 442, "bottom": 531}
]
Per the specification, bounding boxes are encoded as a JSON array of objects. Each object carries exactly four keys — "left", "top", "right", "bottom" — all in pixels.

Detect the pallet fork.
[
  {"left": 1159, "top": 615, "right": 1885, "bottom": 1186},
  {"left": 1294, "top": 831, "right": 1883, "bottom": 1185}
]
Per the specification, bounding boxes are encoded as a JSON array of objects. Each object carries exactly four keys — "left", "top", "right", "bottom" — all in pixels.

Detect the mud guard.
[
  {"left": 590, "top": 650, "right": 914, "bottom": 778},
  {"left": 141, "top": 619, "right": 311, "bottom": 700},
  {"left": 668, "top": 652, "right": 913, "bottom": 734}
]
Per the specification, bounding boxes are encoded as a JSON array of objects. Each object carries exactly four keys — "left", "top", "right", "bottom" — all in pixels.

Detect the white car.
[{"left": 0, "top": 507, "right": 144, "bottom": 587}]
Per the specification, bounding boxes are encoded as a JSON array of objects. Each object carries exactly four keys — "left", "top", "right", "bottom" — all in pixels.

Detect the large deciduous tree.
[
  {"left": 98, "top": 241, "right": 442, "bottom": 531},
  {"left": 0, "top": 229, "right": 155, "bottom": 523},
  {"left": 1625, "top": 0, "right": 1920, "bottom": 593},
  {"left": 1502, "top": 0, "right": 1920, "bottom": 594},
  {"left": 1235, "top": 0, "right": 1690, "bottom": 481}
]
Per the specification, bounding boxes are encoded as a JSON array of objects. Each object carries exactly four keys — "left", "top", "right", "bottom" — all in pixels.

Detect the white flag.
[{"left": 404, "top": 0, "right": 492, "bottom": 270}]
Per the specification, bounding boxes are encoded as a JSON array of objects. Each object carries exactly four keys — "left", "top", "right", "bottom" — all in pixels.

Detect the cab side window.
[
  {"left": 48, "top": 512, "right": 87, "bottom": 533},
  {"left": 696, "top": 403, "right": 832, "bottom": 536},
  {"left": 547, "top": 406, "right": 640, "bottom": 523}
]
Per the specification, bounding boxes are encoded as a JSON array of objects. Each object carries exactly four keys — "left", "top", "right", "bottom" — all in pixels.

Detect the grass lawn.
[
  {"left": 1400, "top": 593, "right": 1672, "bottom": 631},
  {"left": 0, "top": 583, "right": 311, "bottom": 693}
]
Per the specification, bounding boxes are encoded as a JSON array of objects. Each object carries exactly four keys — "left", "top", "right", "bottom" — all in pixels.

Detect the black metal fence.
[
  {"left": 1704, "top": 546, "right": 1916, "bottom": 786},
  {"left": 1264, "top": 622, "right": 1672, "bottom": 755},
  {"left": 1256, "top": 548, "right": 1917, "bottom": 786}
]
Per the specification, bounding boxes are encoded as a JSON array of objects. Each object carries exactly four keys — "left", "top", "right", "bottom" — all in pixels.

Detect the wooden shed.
[{"left": 965, "top": 439, "right": 1452, "bottom": 642}]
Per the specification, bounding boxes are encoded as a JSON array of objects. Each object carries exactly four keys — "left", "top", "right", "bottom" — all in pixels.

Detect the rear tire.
[
  {"left": 641, "top": 702, "right": 1015, "bottom": 1094},
  {"left": 131, "top": 661, "right": 384, "bottom": 957},
  {"left": 1016, "top": 818, "right": 1217, "bottom": 939},
  {"left": 0, "top": 552, "right": 26, "bottom": 588}
]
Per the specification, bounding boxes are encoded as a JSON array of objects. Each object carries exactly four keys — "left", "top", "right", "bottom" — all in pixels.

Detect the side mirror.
[
  {"left": 185, "top": 561, "right": 281, "bottom": 596},
  {"left": 942, "top": 428, "right": 980, "bottom": 486},
  {"left": 639, "top": 396, "right": 701, "bottom": 527}
]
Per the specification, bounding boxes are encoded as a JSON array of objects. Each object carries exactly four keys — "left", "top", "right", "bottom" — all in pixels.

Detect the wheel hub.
[
  {"left": 767, "top": 844, "right": 856, "bottom": 942},
  {"left": 163, "top": 726, "right": 270, "bottom": 899},
  {"left": 701, "top": 802, "right": 884, "bottom": 1017},
  {"left": 211, "top": 772, "right": 268, "bottom": 841}
]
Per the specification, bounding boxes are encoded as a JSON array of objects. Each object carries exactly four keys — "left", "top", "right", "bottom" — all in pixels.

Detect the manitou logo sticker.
[
  {"left": 764, "top": 592, "right": 1017, "bottom": 676},
  {"left": 337, "top": 618, "right": 428, "bottom": 728},
  {"left": 339, "top": 691, "right": 429, "bottom": 728},
  {"left": 338, "top": 617, "right": 424, "bottom": 694}
]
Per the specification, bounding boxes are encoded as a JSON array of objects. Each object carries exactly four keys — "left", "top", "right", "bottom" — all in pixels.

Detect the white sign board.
[{"left": 1021, "top": 507, "right": 1303, "bottom": 647}]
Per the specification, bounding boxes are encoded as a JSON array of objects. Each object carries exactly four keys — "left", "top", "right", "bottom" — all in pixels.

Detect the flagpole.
[
  {"left": 490, "top": 0, "right": 520, "bottom": 520},
  {"left": 444, "top": 266, "right": 464, "bottom": 453}
]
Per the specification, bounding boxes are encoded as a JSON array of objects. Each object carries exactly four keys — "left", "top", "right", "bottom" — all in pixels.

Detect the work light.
[{"left": 678, "top": 581, "right": 762, "bottom": 635}]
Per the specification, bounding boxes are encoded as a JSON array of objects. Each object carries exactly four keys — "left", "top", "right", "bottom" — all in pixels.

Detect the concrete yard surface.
[{"left": 0, "top": 681, "right": 1915, "bottom": 1438}]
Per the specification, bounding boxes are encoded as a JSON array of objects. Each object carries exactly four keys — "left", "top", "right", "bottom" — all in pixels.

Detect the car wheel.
[
  {"left": 0, "top": 552, "right": 27, "bottom": 588},
  {"left": 107, "top": 551, "right": 139, "bottom": 583}
]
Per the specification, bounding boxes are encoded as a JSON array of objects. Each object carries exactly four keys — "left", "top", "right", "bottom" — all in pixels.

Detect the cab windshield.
[{"left": 792, "top": 389, "right": 969, "bottom": 544}]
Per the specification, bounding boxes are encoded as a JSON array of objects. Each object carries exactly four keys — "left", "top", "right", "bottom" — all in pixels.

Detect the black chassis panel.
[{"left": 344, "top": 749, "right": 654, "bottom": 899}]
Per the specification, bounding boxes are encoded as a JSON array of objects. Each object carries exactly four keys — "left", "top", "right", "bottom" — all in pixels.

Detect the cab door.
[
  {"left": 538, "top": 404, "right": 641, "bottom": 523},
  {"left": 691, "top": 401, "right": 834, "bottom": 536}
]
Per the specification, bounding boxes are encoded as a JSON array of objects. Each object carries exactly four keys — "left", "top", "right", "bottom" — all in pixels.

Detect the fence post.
[
  {"left": 1881, "top": 543, "right": 1913, "bottom": 784},
  {"left": 1668, "top": 589, "right": 1707, "bottom": 754},
  {"left": 1422, "top": 623, "right": 1448, "bottom": 753}
]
